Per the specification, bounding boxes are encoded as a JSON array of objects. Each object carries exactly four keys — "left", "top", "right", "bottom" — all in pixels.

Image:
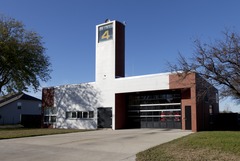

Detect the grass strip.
[
  {"left": 0, "top": 128, "right": 88, "bottom": 139},
  {"left": 136, "top": 131, "right": 240, "bottom": 161}
]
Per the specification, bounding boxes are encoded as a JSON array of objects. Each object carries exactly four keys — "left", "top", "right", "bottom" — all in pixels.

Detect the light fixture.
[{"left": 105, "top": 19, "right": 110, "bottom": 23}]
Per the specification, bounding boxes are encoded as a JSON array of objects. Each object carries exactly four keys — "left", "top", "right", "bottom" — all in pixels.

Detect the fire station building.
[{"left": 42, "top": 20, "right": 219, "bottom": 132}]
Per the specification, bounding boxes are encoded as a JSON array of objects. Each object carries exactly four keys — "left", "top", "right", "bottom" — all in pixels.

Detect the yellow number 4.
[{"left": 101, "top": 30, "right": 110, "bottom": 40}]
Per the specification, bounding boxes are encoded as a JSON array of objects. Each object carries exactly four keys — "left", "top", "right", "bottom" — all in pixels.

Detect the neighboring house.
[
  {"left": 0, "top": 92, "right": 41, "bottom": 125},
  {"left": 42, "top": 20, "right": 219, "bottom": 132}
]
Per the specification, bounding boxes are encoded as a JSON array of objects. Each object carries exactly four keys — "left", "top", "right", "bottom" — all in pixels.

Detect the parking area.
[{"left": 0, "top": 129, "right": 192, "bottom": 161}]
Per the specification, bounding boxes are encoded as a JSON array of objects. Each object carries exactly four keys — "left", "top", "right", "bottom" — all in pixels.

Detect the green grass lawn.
[
  {"left": 136, "top": 131, "right": 240, "bottom": 161},
  {"left": 0, "top": 127, "right": 88, "bottom": 139}
]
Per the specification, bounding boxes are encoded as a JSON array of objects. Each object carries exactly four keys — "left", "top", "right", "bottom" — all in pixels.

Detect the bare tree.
[{"left": 169, "top": 30, "right": 240, "bottom": 101}]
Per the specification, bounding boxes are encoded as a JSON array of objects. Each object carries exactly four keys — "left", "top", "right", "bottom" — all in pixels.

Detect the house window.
[
  {"left": 38, "top": 103, "right": 42, "bottom": 110},
  {"left": 17, "top": 102, "right": 22, "bottom": 109},
  {"left": 44, "top": 107, "right": 57, "bottom": 123}
]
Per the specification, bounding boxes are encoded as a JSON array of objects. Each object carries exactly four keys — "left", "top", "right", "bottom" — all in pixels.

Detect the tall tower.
[{"left": 95, "top": 20, "right": 125, "bottom": 82}]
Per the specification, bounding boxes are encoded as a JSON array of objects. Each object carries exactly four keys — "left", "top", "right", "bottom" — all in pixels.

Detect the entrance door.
[
  {"left": 97, "top": 107, "right": 112, "bottom": 128},
  {"left": 185, "top": 106, "right": 192, "bottom": 130}
]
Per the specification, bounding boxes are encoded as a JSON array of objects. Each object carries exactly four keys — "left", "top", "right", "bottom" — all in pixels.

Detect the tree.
[
  {"left": 0, "top": 15, "right": 51, "bottom": 95},
  {"left": 169, "top": 30, "right": 240, "bottom": 101}
]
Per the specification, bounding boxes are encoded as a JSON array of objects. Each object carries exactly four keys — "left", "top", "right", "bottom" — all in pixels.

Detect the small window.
[
  {"left": 38, "top": 103, "right": 42, "bottom": 110},
  {"left": 44, "top": 116, "right": 50, "bottom": 122},
  {"left": 66, "top": 111, "right": 78, "bottom": 119},
  {"left": 66, "top": 111, "right": 95, "bottom": 119},
  {"left": 77, "top": 112, "right": 83, "bottom": 118},
  {"left": 51, "top": 116, "right": 56, "bottom": 122},
  {"left": 83, "top": 112, "right": 88, "bottom": 118},
  {"left": 44, "top": 107, "right": 57, "bottom": 123},
  {"left": 89, "top": 111, "right": 94, "bottom": 118},
  {"left": 72, "top": 112, "right": 77, "bottom": 118},
  {"left": 44, "top": 116, "right": 56, "bottom": 123},
  {"left": 17, "top": 102, "right": 22, "bottom": 109},
  {"left": 66, "top": 112, "right": 71, "bottom": 119}
]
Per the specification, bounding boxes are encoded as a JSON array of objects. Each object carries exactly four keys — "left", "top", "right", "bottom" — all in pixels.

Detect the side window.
[
  {"left": 89, "top": 111, "right": 94, "bottom": 118},
  {"left": 77, "top": 112, "right": 83, "bottom": 118},
  {"left": 66, "top": 111, "right": 95, "bottom": 119},
  {"left": 66, "top": 112, "right": 77, "bottom": 119},
  {"left": 83, "top": 112, "right": 88, "bottom": 118},
  {"left": 66, "top": 112, "right": 71, "bottom": 118},
  {"left": 44, "top": 107, "right": 57, "bottom": 123},
  {"left": 72, "top": 112, "right": 77, "bottom": 118}
]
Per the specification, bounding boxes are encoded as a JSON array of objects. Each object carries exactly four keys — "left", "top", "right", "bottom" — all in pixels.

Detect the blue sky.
[{"left": 0, "top": 0, "right": 239, "bottom": 112}]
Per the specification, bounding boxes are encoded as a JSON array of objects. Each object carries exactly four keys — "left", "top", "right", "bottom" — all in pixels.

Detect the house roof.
[{"left": 0, "top": 92, "right": 41, "bottom": 108}]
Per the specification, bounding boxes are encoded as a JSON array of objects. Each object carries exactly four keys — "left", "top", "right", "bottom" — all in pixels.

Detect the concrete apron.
[{"left": 0, "top": 129, "right": 192, "bottom": 161}]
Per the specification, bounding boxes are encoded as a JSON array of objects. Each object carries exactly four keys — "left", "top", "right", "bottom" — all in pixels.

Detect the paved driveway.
[{"left": 0, "top": 129, "right": 192, "bottom": 161}]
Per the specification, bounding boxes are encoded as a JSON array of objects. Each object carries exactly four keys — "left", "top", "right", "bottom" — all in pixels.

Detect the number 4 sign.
[{"left": 98, "top": 23, "right": 113, "bottom": 42}]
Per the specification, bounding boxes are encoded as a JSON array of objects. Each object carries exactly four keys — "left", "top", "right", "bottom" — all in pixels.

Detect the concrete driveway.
[{"left": 0, "top": 129, "right": 192, "bottom": 161}]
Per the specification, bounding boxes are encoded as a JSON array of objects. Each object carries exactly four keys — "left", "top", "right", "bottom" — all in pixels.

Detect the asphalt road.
[{"left": 0, "top": 129, "right": 192, "bottom": 161}]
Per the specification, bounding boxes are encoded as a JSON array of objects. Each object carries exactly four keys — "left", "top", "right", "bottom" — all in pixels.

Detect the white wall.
[
  {"left": 54, "top": 83, "right": 102, "bottom": 129},
  {"left": 115, "top": 73, "right": 170, "bottom": 93}
]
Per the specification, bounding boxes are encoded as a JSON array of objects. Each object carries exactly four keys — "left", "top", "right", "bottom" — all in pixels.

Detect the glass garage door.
[{"left": 127, "top": 91, "right": 182, "bottom": 129}]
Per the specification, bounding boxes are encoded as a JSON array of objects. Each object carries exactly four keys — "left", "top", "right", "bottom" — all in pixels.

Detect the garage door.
[
  {"left": 127, "top": 91, "right": 182, "bottom": 129},
  {"left": 128, "top": 103, "right": 181, "bottom": 129}
]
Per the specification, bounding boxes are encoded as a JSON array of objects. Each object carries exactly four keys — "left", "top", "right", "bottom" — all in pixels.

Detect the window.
[
  {"left": 17, "top": 102, "right": 22, "bottom": 110},
  {"left": 72, "top": 112, "right": 77, "bottom": 118},
  {"left": 66, "top": 112, "right": 71, "bottom": 118},
  {"left": 66, "top": 111, "right": 94, "bottom": 119},
  {"left": 83, "top": 112, "right": 88, "bottom": 118},
  {"left": 66, "top": 112, "right": 77, "bottom": 119},
  {"left": 44, "top": 107, "right": 57, "bottom": 123},
  {"left": 38, "top": 103, "right": 42, "bottom": 110},
  {"left": 44, "top": 116, "right": 56, "bottom": 123},
  {"left": 44, "top": 116, "right": 49, "bottom": 122},
  {"left": 77, "top": 112, "right": 83, "bottom": 118},
  {"left": 89, "top": 111, "right": 94, "bottom": 118},
  {"left": 51, "top": 116, "right": 56, "bottom": 122}
]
